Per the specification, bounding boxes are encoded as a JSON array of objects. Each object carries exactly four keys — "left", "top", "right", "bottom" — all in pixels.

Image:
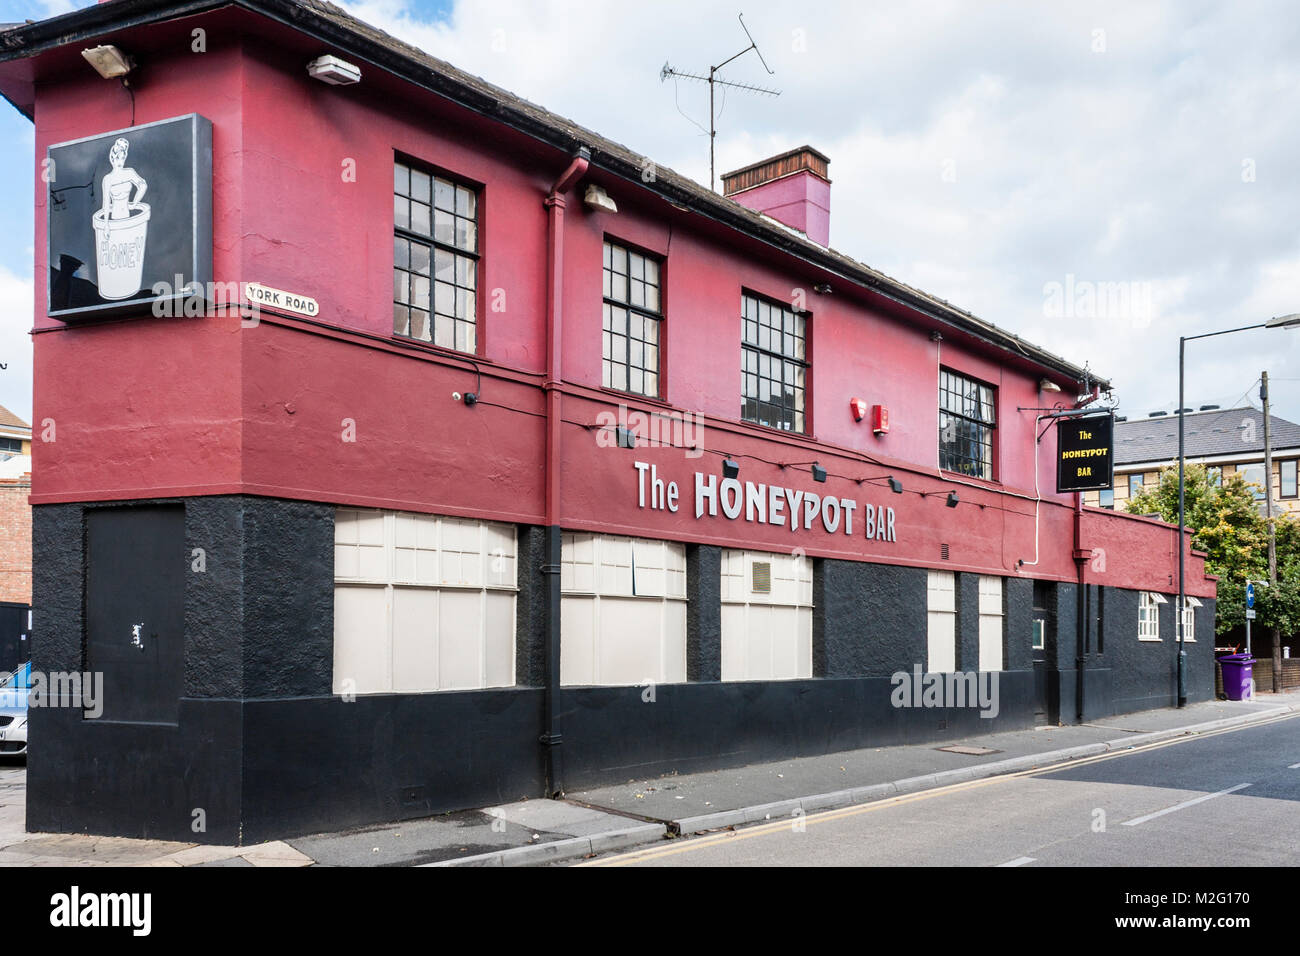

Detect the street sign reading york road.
[{"left": 244, "top": 282, "right": 320, "bottom": 317}]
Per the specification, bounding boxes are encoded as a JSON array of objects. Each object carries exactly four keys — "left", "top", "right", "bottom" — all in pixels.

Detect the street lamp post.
[{"left": 1178, "top": 313, "right": 1300, "bottom": 707}]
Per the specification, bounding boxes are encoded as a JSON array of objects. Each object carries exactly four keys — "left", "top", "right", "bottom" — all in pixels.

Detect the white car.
[{"left": 0, "top": 662, "right": 29, "bottom": 759}]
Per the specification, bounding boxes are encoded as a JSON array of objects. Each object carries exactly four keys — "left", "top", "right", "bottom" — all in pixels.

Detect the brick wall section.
[
  {"left": 1214, "top": 657, "right": 1300, "bottom": 695},
  {"left": 0, "top": 476, "right": 32, "bottom": 604}
]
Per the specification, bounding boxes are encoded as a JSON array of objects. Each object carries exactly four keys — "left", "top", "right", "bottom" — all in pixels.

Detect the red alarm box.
[
  {"left": 872, "top": 404, "right": 889, "bottom": 435},
  {"left": 849, "top": 397, "right": 869, "bottom": 422}
]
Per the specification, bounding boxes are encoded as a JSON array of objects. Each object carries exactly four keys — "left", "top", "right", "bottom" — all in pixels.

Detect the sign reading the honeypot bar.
[
  {"left": 47, "top": 114, "right": 213, "bottom": 321},
  {"left": 1056, "top": 413, "right": 1114, "bottom": 493},
  {"left": 634, "top": 461, "right": 899, "bottom": 542}
]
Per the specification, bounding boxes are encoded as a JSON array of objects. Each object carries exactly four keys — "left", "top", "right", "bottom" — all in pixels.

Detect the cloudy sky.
[{"left": 0, "top": 0, "right": 1297, "bottom": 427}]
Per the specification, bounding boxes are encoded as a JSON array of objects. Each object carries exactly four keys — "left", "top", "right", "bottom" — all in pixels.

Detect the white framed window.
[
  {"left": 333, "top": 509, "right": 517, "bottom": 695},
  {"left": 927, "top": 570, "right": 957, "bottom": 672},
  {"left": 1138, "top": 590, "right": 1165, "bottom": 642},
  {"left": 721, "top": 549, "right": 813, "bottom": 681},
  {"left": 1178, "top": 596, "right": 1201, "bottom": 643},
  {"left": 561, "top": 534, "right": 687, "bottom": 686},
  {"left": 978, "top": 575, "right": 1004, "bottom": 672}
]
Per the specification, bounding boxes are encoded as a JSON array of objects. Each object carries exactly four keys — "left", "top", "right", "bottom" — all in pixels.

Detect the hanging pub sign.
[
  {"left": 1057, "top": 412, "right": 1115, "bottom": 493},
  {"left": 46, "top": 114, "right": 213, "bottom": 321}
]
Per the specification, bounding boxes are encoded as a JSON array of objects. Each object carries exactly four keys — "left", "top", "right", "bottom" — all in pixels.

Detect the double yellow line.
[{"left": 579, "top": 711, "right": 1298, "bottom": 866}]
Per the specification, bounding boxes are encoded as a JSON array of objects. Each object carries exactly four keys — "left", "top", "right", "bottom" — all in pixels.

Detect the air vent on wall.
[
  {"left": 941, "top": 543, "right": 950, "bottom": 561},
  {"left": 751, "top": 561, "right": 772, "bottom": 594}
]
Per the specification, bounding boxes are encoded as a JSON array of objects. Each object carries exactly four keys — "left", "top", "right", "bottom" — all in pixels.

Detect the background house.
[
  {"left": 1085, "top": 405, "right": 1300, "bottom": 515},
  {"left": 0, "top": 404, "right": 31, "bottom": 673}
]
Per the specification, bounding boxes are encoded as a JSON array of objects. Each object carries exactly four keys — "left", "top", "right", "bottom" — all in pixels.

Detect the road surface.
[{"left": 580, "top": 713, "right": 1300, "bottom": 867}]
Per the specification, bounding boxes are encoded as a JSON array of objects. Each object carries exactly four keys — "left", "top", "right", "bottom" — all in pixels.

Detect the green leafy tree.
[
  {"left": 1256, "top": 513, "right": 1300, "bottom": 635},
  {"left": 1125, "top": 465, "right": 1297, "bottom": 636}
]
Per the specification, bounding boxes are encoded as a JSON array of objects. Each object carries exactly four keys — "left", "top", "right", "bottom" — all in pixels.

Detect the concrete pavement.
[
  {"left": 569, "top": 693, "right": 1299, "bottom": 831},
  {"left": 579, "top": 708, "right": 1300, "bottom": 866}
]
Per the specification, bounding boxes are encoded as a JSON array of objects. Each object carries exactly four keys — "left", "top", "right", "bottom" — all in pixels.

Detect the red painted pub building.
[{"left": 0, "top": 0, "right": 1216, "bottom": 844}]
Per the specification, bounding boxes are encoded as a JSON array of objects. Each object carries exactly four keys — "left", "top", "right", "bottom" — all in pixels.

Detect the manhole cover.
[{"left": 935, "top": 745, "right": 1001, "bottom": 756}]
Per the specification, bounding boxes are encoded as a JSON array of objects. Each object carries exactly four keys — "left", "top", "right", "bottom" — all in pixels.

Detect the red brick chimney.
[{"left": 722, "top": 146, "right": 831, "bottom": 247}]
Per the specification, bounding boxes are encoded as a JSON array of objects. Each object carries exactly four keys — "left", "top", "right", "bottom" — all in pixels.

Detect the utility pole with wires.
[
  {"left": 1261, "top": 371, "right": 1282, "bottom": 691},
  {"left": 660, "top": 13, "right": 781, "bottom": 191}
]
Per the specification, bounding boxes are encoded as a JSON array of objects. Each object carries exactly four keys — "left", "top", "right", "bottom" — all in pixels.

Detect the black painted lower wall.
[{"left": 28, "top": 494, "right": 1219, "bottom": 844}]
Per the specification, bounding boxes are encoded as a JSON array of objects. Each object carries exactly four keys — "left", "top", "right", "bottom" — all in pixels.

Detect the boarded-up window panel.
[
  {"left": 392, "top": 587, "right": 438, "bottom": 692},
  {"left": 721, "top": 550, "right": 813, "bottom": 681},
  {"left": 928, "top": 570, "right": 957, "bottom": 673},
  {"left": 334, "top": 585, "right": 392, "bottom": 694},
  {"left": 978, "top": 575, "right": 1004, "bottom": 672},
  {"left": 560, "top": 534, "right": 688, "bottom": 686},
  {"left": 332, "top": 510, "right": 516, "bottom": 695}
]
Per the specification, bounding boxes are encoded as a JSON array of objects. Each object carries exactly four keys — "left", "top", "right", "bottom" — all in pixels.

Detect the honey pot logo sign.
[
  {"left": 91, "top": 136, "right": 151, "bottom": 300},
  {"left": 47, "top": 113, "right": 211, "bottom": 320}
]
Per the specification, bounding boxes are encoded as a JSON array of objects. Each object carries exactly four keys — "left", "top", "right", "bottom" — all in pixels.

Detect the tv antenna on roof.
[{"left": 661, "top": 13, "right": 781, "bottom": 192}]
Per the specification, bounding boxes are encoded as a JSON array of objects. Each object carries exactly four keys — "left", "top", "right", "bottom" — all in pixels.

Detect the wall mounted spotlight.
[
  {"left": 888, "top": 477, "right": 903, "bottom": 494},
  {"left": 462, "top": 391, "right": 478, "bottom": 407},
  {"left": 307, "top": 54, "right": 362, "bottom": 85},
  {"left": 616, "top": 426, "right": 636, "bottom": 449},
  {"left": 811, "top": 463, "right": 827, "bottom": 483},
  {"left": 583, "top": 184, "right": 619, "bottom": 213},
  {"left": 813, "top": 283, "right": 833, "bottom": 295},
  {"left": 1039, "top": 378, "right": 1062, "bottom": 393},
  {"left": 946, "top": 491, "right": 960, "bottom": 508},
  {"left": 722, "top": 459, "right": 740, "bottom": 480},
  {"left": 82, "top": 45, "right": 134, "bottom": 79}
]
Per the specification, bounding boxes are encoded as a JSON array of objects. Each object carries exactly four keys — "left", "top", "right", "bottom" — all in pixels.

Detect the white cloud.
[{"left": 36, "top": 1, "right": 80, "bottom": 16}]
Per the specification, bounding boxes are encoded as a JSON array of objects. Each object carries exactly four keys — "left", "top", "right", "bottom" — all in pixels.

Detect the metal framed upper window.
[
  {"left": 393, "top": 159, "right": 479, "bottom": 353},
  {"left": 1128, "top": 474, "right": 1145, "bottom": 499},
  {"left": 939, "top": 369, "right": 995, "bottom": 479},
  {"left": 1280, "top": 459, "right": 1297, "bottom": 499},
  {"left": 741, "top": 292, "right": 807, "bottom": 433},
  {"left": 602, "top": 240, "right": 662, "bottom": 398}
]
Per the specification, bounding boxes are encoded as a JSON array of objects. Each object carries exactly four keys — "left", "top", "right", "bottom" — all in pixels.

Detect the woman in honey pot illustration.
[{"left": 91, "top": 136, "right": 151, "bottom": 300}]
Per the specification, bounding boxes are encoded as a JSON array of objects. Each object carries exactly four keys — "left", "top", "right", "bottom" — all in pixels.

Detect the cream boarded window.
[
  {"left": 1138, "top": 591, "right": 1164, "bottom": 641},
  {"left": 978, "top": 575, "right": 1004, "bottom": 672},
  {"left": 560, "top": 534, "right": 687, "bottom": 686},
  {"left": 927, "top": 570, "right": 957, "bottom": 673},
  {"left": 333, "top": 509, "right": 517, "bottom": 695},
  {"left": 720, "top": 549, "right": 813, "bottom": 681}
]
